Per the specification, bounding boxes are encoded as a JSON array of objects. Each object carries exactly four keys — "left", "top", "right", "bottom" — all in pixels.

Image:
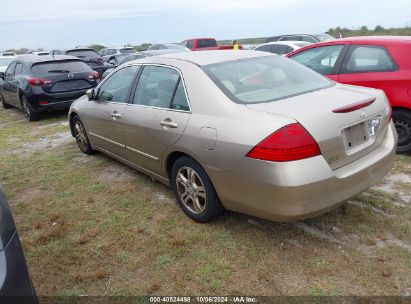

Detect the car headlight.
[{"left": 0, "top": 189, "right": 16, "bottom": 251}]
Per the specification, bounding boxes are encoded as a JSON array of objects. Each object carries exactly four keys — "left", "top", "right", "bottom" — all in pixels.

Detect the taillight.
[
  {"left": 97, "top": 57, "right": 103, "bottom": 63},
  {"left": 27, "top": 78, "right": 52, "bottom": 86},
  {"left": 88, "top": 71, "right": 99, "bottom": 80},
  {"left": 246, "top": 123, "right": 321, "bottom": 162}
]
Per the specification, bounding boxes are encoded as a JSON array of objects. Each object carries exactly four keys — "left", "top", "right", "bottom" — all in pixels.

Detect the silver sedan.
[{"left": 69, "top": 51, "right": 397, "bottom": 222}]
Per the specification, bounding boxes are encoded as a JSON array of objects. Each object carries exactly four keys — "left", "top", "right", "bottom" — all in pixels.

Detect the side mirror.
[
  {"left": 86, "top": 88, "right": 95, "bottom": 100},
  {"left": 0, "top": 72, "right": 5, "bottom": 80}
]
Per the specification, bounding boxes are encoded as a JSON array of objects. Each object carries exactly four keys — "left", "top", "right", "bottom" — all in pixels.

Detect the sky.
[{"left": 1, "top": 0, "right": 411, "bottom": 50}]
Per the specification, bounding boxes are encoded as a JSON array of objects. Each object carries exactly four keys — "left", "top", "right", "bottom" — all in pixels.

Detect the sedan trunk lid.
[{"left": 247, "top": 84, "right": 391, "bottom": 169}]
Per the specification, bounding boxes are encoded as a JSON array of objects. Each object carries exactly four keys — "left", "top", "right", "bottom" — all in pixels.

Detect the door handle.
[
  {"left": 160, "top": 119, "right": 178, "bottom": 128},
  {"left": 110, "top": 112, "right": 122, "bottom": 119}
]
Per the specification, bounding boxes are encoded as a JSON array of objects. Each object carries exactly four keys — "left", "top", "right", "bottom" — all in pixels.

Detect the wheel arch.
[{"left": 69, "top": 111, "right": 79, "bottom": 137}]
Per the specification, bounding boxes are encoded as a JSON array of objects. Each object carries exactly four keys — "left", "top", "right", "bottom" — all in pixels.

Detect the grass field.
[{"left": 0, "top": 107, "right": 410, "bottom": 296}]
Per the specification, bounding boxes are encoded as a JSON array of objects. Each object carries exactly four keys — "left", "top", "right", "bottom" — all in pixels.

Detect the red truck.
[{"left": 181, "top": 38, "right": 242, "bottom": 51}]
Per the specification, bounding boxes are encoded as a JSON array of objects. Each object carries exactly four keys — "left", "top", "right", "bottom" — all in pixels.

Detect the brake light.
[
  {"left": 332, "top": 98, "right": 375, "bottom": 113},
  {"left": 39, "top": 101, "right": 48, "bottom": 105},
  {"left": 246, "top": 123, "right": 321, "bottom": 162},
  {"left": 88, "top": 71, "right": 99, "bottom": 80},
  {"left": 27, "top": 78, "right": 52, "bottom": 86}
]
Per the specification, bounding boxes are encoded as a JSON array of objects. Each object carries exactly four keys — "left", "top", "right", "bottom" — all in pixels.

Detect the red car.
[
  {"left": 287, "top": 36, "right": 411, "bottom": 153},
  {"left": 181, "top": 38, "right": 242, "bottom": 51}
]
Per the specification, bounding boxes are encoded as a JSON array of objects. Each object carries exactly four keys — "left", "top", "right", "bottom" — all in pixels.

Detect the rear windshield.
[
  {"left": 31, "top": 60, "right": 92, "bottom": 74},
  {"left": 120, "top": 48, "right": 136, "bottom": 54},
  {"left": 314, "top": 34, "right": 336, "bottom": 42},
  {"left": 66, "top": 49, "right": 99, "bottom": 58},
  {"left": 204, "top": 56, "right": 334, "bottom": 104},
  {"left": 295, "top": 42, "right": 312, "bottom": 48},
  {"left": 198, "top": 39, "right": 217, "bottom": 48}
]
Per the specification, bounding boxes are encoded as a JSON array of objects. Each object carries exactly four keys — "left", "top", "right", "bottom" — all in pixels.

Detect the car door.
[
  {"left": 122, "top": 65, "right": 191, "bottom": 174},
  {"left": 288, "top": 44, "right": 349, "bottom": 82},
  {"left": 8, "top": 62, "right": 24, "bottom": 107},
  {"left": 2, "top": 62, "right": 17, "bottom": 105},
  {"left": 84, "top": 65, "right": 140, "bottom": 158},
  {"left": 338, "top": 45, "right": 399, "bottom": 99}
]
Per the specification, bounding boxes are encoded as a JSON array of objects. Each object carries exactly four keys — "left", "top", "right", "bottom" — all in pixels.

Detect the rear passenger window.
[
  {"left": 171, "top": 80, "right": 190, "bottom": 111},
  {"left": 133, "top": 66, "right": 189, "bottom": 111},
  {"left": 14, "top": 63, "right": 24, "bottom": 75},
  {"left": 342, "top": 46, "right": 396, "bottom": 73}
]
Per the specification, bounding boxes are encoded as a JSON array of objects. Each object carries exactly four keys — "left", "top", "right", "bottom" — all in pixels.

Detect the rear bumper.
[
  {"left": 0, "top": 232, "right": 37, "bottom": 301},
  {"left": 209, "top": 123, "right": 398, "bottom": 221},
  {"left": 28, "top": 90, "right": 88, "bottom": 112}
]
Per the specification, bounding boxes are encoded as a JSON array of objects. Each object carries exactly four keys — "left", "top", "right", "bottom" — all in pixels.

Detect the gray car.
[
  {"left": 0, "top": 188, "right": 37, "bottom": 301},
  {"left": 68, "top": 51, "right": 397, "bottom": 223}
]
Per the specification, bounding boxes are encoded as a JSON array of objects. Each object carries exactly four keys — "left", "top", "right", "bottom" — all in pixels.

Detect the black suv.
[
  {"left": 51, "top": 48, "right": 104, "bottom": 76},
  {"left": 0, "top": 55, "right": 99, "bottom": 121},
  {"left": 0, "top": 188, "right": 38, "bottom": 303}
]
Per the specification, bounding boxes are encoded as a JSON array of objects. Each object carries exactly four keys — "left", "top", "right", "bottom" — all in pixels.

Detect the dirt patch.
[
  {"left": 293, "top": 222, "right": 342, "bottom": 244},
  {"left": 372, "top": 172, "right": 411, "bottom": 204},
  {"left": 15, "top": 131, "right": 72, "bottom": 154},
  {"left": 347, "top": 200, "right": 392, "bottom": 216},
  {"left": 36, "top": 121, "right": 69, "bottom": 129},
  {"left": 96, "top": 163, "right": 136, "bottom": 183}
]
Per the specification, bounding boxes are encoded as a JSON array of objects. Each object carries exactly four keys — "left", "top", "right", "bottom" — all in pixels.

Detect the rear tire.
[
  {"left": 21, "top": 96, "right": 40, "bottom": 121},
  {"left": 0, "top": 94, "right": 11, "bottom": 109},
  {"left": 393, "top": 109, "right": 411, "bottom": 153},
  {"left": 171, "top": 156, "right": 224, "bottom": 223},
  {"left": 72, "top": 115, "right": 95, "bottom": 155}
]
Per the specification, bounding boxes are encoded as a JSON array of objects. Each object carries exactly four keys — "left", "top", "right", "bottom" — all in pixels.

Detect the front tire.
[
  {"left": 0, "top": 94, "right": 11, "bottom": 109},
  {"left": 171, "top": 156, "right": 223, "bottom": 223},
  {"left": 393, "top": 109, "right": 411, "bottom": 153},
  {"left": 21, "top": 96, "right": 40, "bottom": 121},
  {"left": 72, "top": 116, "right": 95, "bottom": 155}
]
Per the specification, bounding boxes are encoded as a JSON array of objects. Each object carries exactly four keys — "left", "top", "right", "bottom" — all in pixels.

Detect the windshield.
[
  {"left": 204, "top": 56, "right": 334, "bottom": 104},
  {"left": 67, "top": 49, "right": 99, "bottom": 58},
  {"left": 314, "top": 34, "right": 336, "bottom": 42},
  {"left": 120, "top": 48, "right": 136, "bottom": 54},
  {"left": 31, "top": 60, "right": 92, "bottom": 74},
  {"left": 0, "top": 57, "right": 15, "bottom": 66}
]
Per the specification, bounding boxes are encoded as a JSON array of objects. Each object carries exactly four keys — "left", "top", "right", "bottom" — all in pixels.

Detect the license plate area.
[
  {"left": 342, "top": 116, "right": 381, "bottom": 154},
  {"left": 344, "top": 122, "right": 368, "bottom": 151}
]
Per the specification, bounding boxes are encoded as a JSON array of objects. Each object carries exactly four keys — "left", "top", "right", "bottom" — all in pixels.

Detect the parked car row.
[
  {"left": 0, "top": 55, "right": 99, "bottom": 121},
  {"left": 286, "top": 36, "right": 411, "bottom": 153}
]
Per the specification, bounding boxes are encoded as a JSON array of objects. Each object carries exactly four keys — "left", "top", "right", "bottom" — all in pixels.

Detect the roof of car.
[
  {"left": 16, "top": 55, "right": 82, "bottom": 63},
  {"left": 153, "top": 50, "right": 272, "bottom": 66},
  {"left": 257, "top": 41, "right": 310, "bottom": 47},
  {"left": 325, "top": 36, "right": 411, "bottom": 44}
]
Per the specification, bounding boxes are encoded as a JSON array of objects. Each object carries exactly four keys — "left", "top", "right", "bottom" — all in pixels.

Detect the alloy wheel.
[{"left": 176, "top": 166, "right": 207, "bottom": 214}]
